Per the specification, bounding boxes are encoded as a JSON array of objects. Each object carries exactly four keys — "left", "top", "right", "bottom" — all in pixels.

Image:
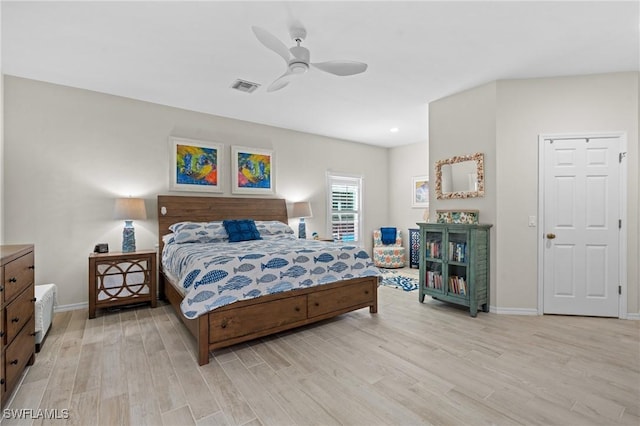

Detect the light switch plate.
[{"left": 528, "top": 216, "right": 537, "bottom": 227}]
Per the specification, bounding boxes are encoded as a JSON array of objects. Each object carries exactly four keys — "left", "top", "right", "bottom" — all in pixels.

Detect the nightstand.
[
  {"left": 88, "top": 250, "right": 157, "bottom": 319},
  {"left": 409, "top": 228, "right": 420, "bottom": 268}
]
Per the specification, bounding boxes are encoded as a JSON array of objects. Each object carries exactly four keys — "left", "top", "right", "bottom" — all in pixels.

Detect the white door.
[{"left": 543, "top": 136, "right": 620, "bottom": 317}]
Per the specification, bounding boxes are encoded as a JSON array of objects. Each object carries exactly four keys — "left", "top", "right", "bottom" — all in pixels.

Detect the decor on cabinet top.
[
  {"left": 411, "top": 175, "right": 429, "bottom": 208},
  {"left": 231, "top": 146, "right": 275, "bottom": 195},
  {"left": 435, "top": 152, "right": 484, "bottom": 199},
  {"left": 169, "top": 136, "right": 223, "bottom": 193},
  {"left": 436, "top": 209, "right": 479, "bottom": 224}
]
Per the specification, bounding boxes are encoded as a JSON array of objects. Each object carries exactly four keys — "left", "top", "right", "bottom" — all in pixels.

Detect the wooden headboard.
[{"left": 157, "top": 195, "right": 289, "bottom": 252}]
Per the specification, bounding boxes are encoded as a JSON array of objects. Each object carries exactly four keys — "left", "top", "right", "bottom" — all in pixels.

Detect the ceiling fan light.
[{"left": 289, "top": 61, "right": 309, "bottom": 74}]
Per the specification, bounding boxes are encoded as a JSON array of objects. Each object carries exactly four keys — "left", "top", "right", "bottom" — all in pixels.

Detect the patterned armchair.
[{"left": 373, "top": 228, "right": 406, "bottom": 268}]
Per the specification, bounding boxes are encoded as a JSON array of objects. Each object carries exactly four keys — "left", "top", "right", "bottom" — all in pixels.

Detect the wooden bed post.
[
  {"left": 370, "top": 279, "right": 379, "bottom": 313},
  {"left": 197, "top": 315, "right": 209, "bottom": 366}
]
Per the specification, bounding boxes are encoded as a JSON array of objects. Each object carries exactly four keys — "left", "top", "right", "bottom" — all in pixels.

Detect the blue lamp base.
[
  {"left": 298, "top": 218, "right": 306, "bottom": 239},
  {"left": 122, "top": 220, "right": 136, "bottom": 253}
]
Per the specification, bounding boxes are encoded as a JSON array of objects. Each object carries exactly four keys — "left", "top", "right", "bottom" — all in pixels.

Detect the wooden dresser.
[{"left": 0, "top": 245, "right": 36, "bottom": 407}]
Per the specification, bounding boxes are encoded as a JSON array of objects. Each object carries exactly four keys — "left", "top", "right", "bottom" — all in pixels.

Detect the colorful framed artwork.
[
  {"left": 231, "top": 146, "right": 275, "bottom": 194},
  {"left": 169, "top": 137, "right": 223, "bottom": 192},
  {"left": 412, "top": 175, "right": 429, "bottom": 208},
  {"left": 436, "top": 210, "right": 479, "bottom": 224}
]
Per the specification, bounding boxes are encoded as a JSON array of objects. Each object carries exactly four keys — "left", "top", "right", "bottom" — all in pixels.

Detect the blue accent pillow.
[
  {"left": 223, "top": 219, "right": 262, "bottom": 242},
  {"left": 380, "top": 227, "right": 397, "bottom": 245}
]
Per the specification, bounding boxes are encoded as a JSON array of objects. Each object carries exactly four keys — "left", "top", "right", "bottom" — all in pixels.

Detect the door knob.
[{"left": 546, "top": 233, "right": 556, "bottom": 239}]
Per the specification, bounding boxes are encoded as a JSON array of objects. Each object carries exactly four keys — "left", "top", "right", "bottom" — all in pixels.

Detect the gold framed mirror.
[{"left": 435, "top": 152, "right": 485, "bottom": 199}]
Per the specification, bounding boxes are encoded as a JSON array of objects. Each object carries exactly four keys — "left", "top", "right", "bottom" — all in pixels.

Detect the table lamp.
[
  {"left": 114, "top": 197, "right": 147, "bottom": 253},
  {"left": 291, "top": 201, "right": 312, "bottom": 239}
]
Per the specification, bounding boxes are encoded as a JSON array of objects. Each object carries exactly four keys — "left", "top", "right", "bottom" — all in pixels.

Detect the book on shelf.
[
  {"left": 425, "top": 241, "right": 441, "bottom": 259},
  {"left": 448, "top": 275, "right": 467, "bottom": 295},
  {"left": 426, "top": 271, "right": 442, "bottom": 289},
  {"left": 448, "top": 241, "right": 467, "bottom": 262}
]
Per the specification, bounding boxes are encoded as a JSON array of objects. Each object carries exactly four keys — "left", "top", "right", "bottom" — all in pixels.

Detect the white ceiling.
[{"left": 2, "top": 1, "right": 639, "bottom": 148}]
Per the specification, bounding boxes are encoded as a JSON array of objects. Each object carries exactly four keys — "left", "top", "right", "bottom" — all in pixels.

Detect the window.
[{"left": 327, "top": 173, "right": 362, "bottom": 242}]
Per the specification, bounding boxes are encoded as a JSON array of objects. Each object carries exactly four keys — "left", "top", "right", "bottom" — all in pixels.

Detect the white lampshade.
[
  {"left": 291, "top": 201, "right": 312, "bottom": 219},
  {"left": 114, "top": 198, "right": 147, "bottom": 220}
]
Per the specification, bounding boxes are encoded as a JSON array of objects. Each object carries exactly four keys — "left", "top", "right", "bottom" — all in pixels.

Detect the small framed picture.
[
  {"left": 231, "top": 146, "right": 275, "bottom": 194},
  {"left": 436, "top": 210, "right": 479, "bottom": 224},
  {"left": 412, "top": 175, "right": 429, "bottom": 208},
  {"left": 169, "top": 137, "right": 223, "bottom": 192}
]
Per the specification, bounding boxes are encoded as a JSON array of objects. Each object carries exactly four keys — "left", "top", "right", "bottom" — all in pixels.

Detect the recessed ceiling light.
[{"left": 389, "top": 127, "right": 399, "bottom": 133}]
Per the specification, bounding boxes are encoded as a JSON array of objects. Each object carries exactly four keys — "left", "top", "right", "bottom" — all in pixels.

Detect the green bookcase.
[{"left": 418, "top": 222, "right": 492, "bottom": 317}]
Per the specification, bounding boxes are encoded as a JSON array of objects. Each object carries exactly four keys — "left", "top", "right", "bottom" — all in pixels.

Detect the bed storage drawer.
[
  {"left": 209, "top": 295, "right": 307, "bottom": 342},
  {"left": 308, "top": 279, "right": 375, "bottom": 318}
]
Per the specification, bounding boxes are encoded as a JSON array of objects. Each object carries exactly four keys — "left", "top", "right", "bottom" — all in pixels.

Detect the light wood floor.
[{"left": 4, "top": 283, "right": 639, "bottom": 426}]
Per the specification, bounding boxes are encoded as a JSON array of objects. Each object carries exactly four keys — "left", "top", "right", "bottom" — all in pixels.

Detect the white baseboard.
[
  {"left": 54, "top": 302, "right": 88, "bottom": 313},
  {"left": 489, "top": 305, "right": 640, "bottom": 319},
  {"left": 490, "top": 305, "right": 539, "bottom": 315},
  {"left": 51, "top": 301, "right": 640, "bottom": 319}
]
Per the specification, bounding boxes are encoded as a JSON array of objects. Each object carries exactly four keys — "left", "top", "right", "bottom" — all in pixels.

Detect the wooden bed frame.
[{"left": 157, "top": 195, "right": 378, "bottom": 366}]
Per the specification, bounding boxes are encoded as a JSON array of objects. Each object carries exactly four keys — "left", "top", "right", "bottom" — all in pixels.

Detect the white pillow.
[
  {"left": 254, "top": 220, "right": 295, "bottom": 236},
  {"left": 168, "top": 221, "right": 228, "bottom": 244}
]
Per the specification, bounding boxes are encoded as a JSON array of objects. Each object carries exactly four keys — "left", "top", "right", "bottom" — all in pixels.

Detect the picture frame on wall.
[
  {"left": 231, "top": 145, "right": 275, "bottom": 194},
  {"left": 412, "top": 175, "right": 429, "bottom": 208},
  {"left": 169, "top": 136, "right": 223, "bottom": 192}
]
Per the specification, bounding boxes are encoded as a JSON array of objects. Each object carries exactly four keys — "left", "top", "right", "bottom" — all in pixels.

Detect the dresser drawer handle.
[
  {"left": 28, "top": 265, "right": 35, "bottom": 270},
  {"left": 294, "top": 306, "right": 300, "bottom": 312},
  {"left": 314, "top": 302, "right": 319, "bottom": 307},
  {"left": 0, "top": 379, "right": 4, "bottom": 385},
  {"left": 9, "top": 360, "right": 18, "bottom": 365},
  {"left": 31, "top": 297, "right": 37, "bottom": 302},
  {"left": 30, "top": 332, "right": 36, "bottom": 336},
  {"left": 0, "top": 286, "right": 3, "bottom": 292},
  {"left": 11, "top": 317, "right": 20, "bottom": 323},
  {"left": 8, "top": 277, "right": 17, "bottom": 283},
  {"left": 364, "top": 290, "right": 369, "bottom": 295},
  {"left": 0, "top": 331, "right": 4, "bottom": 338},
  {"left": 221, "top": 319, "right": 228, "bottom": 329}
]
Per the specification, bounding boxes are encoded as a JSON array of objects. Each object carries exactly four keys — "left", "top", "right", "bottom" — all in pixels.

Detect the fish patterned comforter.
[{"left": 162, "top": 235, "right": 382, "bottom": 318}]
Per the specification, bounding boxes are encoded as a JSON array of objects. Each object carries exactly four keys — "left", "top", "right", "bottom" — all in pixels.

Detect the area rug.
[{"left": 379, "top": 270, "right": 419, "bottom": 291}]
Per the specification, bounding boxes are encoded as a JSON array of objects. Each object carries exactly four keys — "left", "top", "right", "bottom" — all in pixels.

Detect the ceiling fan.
[{"left": 251, "top": 24, "right": 368, "bottom": 92}]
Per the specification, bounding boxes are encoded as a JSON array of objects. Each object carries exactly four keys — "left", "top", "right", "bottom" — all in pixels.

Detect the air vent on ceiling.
[{"left": 231, "top": 79, "right": 260, "bottom": 93}]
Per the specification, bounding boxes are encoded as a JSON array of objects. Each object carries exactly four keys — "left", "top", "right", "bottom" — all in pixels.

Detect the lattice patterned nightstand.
[
  {"left": 409, "top": 228, "right": 420, "bottom": 268},
  {"left": 88, "top": 250, "right": 156, "bottom": 318}
]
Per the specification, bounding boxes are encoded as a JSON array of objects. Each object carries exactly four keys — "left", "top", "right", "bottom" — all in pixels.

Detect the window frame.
[{"left": 326, "top": 172, "right": 363, "bottom": 243}]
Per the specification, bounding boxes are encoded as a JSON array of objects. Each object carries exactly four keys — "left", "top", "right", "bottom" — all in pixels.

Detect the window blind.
[{"left": 328, "top": 175, "right": 361, "bottom": 242}]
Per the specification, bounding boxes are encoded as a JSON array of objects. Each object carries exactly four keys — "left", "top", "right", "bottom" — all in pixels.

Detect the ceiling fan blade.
[
  {"left": 311, "top": 60, "right": 368, "bottom": 76},
  {"left": 267, "top": 70, "right": 296, "bottom": 92},
  {"left": 251, "top": 26, "right": 290, "bottom": 63}
]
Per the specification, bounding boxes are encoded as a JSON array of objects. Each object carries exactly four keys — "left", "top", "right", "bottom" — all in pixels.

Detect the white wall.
[
  {"left": 429, "top": 72, "right": 639, "bottom": 315},
  {"left": 388, "top": 141, "right": 429, "bottom": 257},
  {"left": 496, "top": 72, "right": 639, "bottom": 314},
  {"left": 3, "top": 76, "right": 389, "bottom": 307},
  {"left": 0, "top": 2, "right": 4, "bottom": 243},
  {"left": 428, "top": 81, "right": 498, "bottom": 306}
]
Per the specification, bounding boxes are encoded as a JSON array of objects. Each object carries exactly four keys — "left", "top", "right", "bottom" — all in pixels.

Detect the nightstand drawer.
[{"left": 4, "top": 251, "right": 34, "bottom": 304}]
